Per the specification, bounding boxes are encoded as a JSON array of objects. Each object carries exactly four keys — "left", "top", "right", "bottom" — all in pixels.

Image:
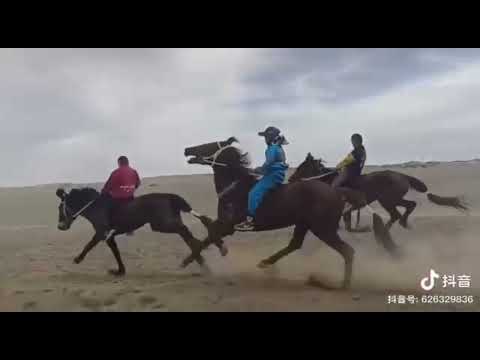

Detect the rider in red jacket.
[
  {"left": 102, "top": 156, "right": 141, "bottom": 232},
  {"left": 102, "top": 156, "right": 141, "bottom": 201}
]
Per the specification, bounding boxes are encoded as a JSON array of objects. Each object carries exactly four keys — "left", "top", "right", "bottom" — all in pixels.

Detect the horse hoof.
[
  {"left": 391, "top": 249, "right": 405, "bottom": 261},
  {"left": 108, "top": 269, "right": 125, "bottom": 277},
  {"left": 307, "top": 275, "right": 337, "bottom": 290},
  {"left": 400, "top": 221, "right": 411, "bottom": 230},
  {"left": 219, "top": 245, "right": 228, "bottom": 257},
  {"left": 73, "top": 257, "right": 82, "bottom": 264},
  {"left": 350, "top": 226, "right": 371, "bottom": 233},
  {"left": 257, "top": 260, "right": 270, "bottom": 269},
  {"left": 342, "top": 282, "right": 352, "bottom": 290},
  {"left": 201, "top": 264, "right": 212, "bottom": 275}
]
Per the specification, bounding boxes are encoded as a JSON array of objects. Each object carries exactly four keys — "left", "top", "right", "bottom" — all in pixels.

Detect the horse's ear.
[
  {"left": 306, "top": 152, "right": 313, "bottom": 161},
  {"left": 226, "top": 136, "right": 238, "bottom": 145},
  {"left": 56, "top": 188, "right": 66, "bottom": 199}
]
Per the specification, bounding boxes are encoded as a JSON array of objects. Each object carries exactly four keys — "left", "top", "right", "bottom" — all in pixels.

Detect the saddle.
[
  {"left": 220, "top": 181, "right": 286, "bottom": 224},
  {"left": 106, "top": 197, "right": 135, "bottom": 235}
]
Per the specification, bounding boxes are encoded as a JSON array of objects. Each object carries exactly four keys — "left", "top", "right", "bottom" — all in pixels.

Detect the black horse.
[
  {"left": 289, "top": 153, "right": 469, "bottom": 231},
  {"left": 56, "top": 188, "right": 212, "bottom": 276},
  {"left": 181, "top": 137, "right": 390, "bottom": 289}
]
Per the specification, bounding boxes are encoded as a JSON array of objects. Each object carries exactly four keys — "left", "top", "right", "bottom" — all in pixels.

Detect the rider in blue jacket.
[{"left": 235, "top": 126, "right": 289, "bottom": 231}]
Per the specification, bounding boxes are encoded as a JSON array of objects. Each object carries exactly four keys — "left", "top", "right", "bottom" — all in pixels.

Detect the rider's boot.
[{"left": 234, "top": 216, "right": 255, "bottom": 231}]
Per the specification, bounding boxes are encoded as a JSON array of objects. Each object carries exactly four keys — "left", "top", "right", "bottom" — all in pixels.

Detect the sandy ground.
[{"left": 1, "top": 163, "right": 480, "bottom": 312}]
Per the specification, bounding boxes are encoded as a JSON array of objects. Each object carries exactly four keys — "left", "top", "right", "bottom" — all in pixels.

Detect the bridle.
[
  {"left": 201, "top": 142, "right": 233, "bottom": 167},
  {"left": 198, "top": 142, "right": 260, "bottom": 199},
  {"left": 61, "top": 197, "right": 97, "bottom": 222}
]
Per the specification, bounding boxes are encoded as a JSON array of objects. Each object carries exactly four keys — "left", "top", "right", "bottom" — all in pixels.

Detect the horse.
[
  {"left": 289, "top": 153, "right": 469, "bottom": 232},
  {"left": 181, "top": 137, "right": 391, "bottom": 289},
  {"left": 55, "top": 187, "right": 212, "bottom": 276}
]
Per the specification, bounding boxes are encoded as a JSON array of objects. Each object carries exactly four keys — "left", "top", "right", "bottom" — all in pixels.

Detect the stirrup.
[{"left": 234, "top": 221, "right": 255, "bottom": 232}]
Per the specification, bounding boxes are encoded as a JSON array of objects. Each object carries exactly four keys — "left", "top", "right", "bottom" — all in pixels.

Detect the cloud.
[{"left": 1, "top": 48, "right": 480, "bottom": 186}]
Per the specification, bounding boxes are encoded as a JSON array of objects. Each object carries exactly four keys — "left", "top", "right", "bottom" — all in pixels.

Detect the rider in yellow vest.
[{"left": 332, "top": 133, "right": 366, "bottom": 188}]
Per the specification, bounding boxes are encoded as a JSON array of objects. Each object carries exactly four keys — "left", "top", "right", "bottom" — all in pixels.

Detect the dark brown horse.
[
  {"left": 181, "top": 137, "right": 391, "bottom": 289},
  {"left": 56, "top": 188, "right": 212, "bottom": 276},
  {"left": 289, "top": 153, "right": 469, "bottom": 232}
]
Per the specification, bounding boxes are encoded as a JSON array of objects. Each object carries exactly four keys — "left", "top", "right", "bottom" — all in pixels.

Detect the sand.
[{"left": 1, "top": 163, "right": 479, "bottom": 311}]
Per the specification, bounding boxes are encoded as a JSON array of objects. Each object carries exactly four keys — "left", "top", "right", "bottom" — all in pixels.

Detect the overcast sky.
[{"left": 2, "top": 48, "right": 480, "bottom": 187}]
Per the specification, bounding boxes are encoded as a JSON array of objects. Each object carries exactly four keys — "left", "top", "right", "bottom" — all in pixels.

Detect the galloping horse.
[
  {"left": 289, "top": 153, "right": 469, "bottom": 231},
  {"left": 181, "top": 137, "right": 391, "bottom": 289},
  {"left": 56, "top": 188, "right": 212, "bottom": 276}
]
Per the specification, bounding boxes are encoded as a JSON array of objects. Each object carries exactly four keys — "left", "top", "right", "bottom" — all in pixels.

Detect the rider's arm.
[
  {"left": 336, "top": 152, "right": 355, "bottom": 170},
  {"left": 134, "top": 170, "right": 141, "bottom": 189},
  {"left": 259, "top": 145, "right": 279, "bottom": 172},
  {"left": 101, "top": 171, "right": 115, "bottom": 194},
  {"left": 352, "top": 147, "right": 366, "bottom": 164},
  {"left": 254, "top": 145, "right": 286, "bottom": 175}
]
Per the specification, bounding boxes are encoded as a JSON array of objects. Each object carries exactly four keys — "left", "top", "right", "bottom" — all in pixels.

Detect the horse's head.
[
  {"left": 56, "top": 187, "right": 99, "bottom": 231},
  {"left": 289, "top": 153, "right": 326, "bottom": 183},
  {"left": 184, "top": 137, "right": 250, "bottom": 169}
]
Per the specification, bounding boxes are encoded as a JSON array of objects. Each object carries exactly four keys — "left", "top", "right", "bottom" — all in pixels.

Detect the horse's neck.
[
  {"left": 79, "top": 194, "right": 102, "bottom": 228},
  {"left": 314, "top": 166, "right": 335, "bottom": 184},
  {"left": 214, "top": 169, "right": 237, "bottom": 193},
  {"left": 213, "top": 169, "right": 254, "bottom": 194}
]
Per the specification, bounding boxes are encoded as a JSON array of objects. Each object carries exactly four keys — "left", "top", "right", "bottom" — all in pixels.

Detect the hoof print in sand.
[
  {"left": 138, "top": 295, "right": 157, "bottom": 306},
  {"left": 103, "top": 298, "right": 117, "bottom": 307},
  {"left": 23, "top": 301, "right": 37, "bottom": 310},
  {"left": 80, "top": 297, "right": 102, "bottom": 311}
]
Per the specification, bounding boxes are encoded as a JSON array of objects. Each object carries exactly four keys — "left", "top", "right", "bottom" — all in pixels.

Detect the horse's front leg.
[{"left": 73, "top": 231, "right": 106, "bottom": 264}]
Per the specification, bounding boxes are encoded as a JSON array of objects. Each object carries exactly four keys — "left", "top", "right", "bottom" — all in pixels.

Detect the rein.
[
  {"left": 301, "top": 170, "right": 337, "bottom": 181},
  {"left": 63, "top": 198, "right": 97, "bottom": 220},
  {"left": 218, "top": 181, "right": 240, "bottom": 199},
  {"left": 300, "top": 159, "right": 337, "bottom": 181},
  {"left": 72, "top": 199, "right": 97, "bottom": 219}
]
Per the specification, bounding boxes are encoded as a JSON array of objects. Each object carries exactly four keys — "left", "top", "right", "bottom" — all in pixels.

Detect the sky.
[{"left": 1, "top": 48, "right": 480, "bottom": 187}]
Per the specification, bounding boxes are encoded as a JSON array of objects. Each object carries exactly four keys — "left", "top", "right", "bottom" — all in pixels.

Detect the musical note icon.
[{"left": 420, "top": 269, "right": 440, "bottom": 291}]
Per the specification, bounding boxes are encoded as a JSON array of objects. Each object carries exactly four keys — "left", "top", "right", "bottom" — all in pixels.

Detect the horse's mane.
[
  {"left": 67, "top": 187, "right": 100, "bottom": 208},
  {"left": 70, "top": 187, "right": 100, "bottom": 197},
  {"left": 222, "top": 146, "right": 251, "bottom": 168}
]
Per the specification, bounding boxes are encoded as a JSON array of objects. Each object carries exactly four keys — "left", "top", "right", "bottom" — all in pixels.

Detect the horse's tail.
[
  {"left": 427, "top": 193, "right": 469, "bottom": 212},
  {"left": 170, "top": 195, "right": 214, "bottom": 228},
  {"left": 170, "top": 194, "right": 193, "bottom": 213},
  {"left": 403, "top": 175, "right": 428, "bottom": 193},
  {"left": 401, "top": 175, "right": 468, "bottom": 212}
]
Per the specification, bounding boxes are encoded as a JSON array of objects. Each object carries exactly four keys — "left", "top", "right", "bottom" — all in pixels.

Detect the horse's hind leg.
[
  {"left": 258, "top": 225, "right": 308, "bottom": 268},
  {"left": 378, "top": 199, "right": 402, "bottom": 230},
  {"left": 106, "top": 235, "right": 126, "bottom": 276},
  {"left": 151, "top": 222, "right": 205, "bottom": 267},
  {"left": 398, "top": 199, "right": 416, "bottom": 228},
  {"left": 310, "top": 229, "right": 354, "bottom": 289},
  {"left": 343, "top": 211, "right": 353, "bottom": 232},
  {"left": 175, "top": 225, "right": 206, "bottom": 266}
]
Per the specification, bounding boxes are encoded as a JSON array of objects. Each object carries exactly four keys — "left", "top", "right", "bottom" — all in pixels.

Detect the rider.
[
  {"left": 332, "top": 133, "right": 366, "bottom": 189},
  {"left": 235, "top": 126, "right": 289, "bottom": 231},
  {"left": 101, "top": 156, "right": 141, "bottom": 233}
]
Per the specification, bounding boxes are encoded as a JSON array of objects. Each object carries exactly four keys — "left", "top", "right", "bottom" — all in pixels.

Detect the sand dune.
[{"left": 1, "top": 162, "right": 479, "bottom": 311}]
